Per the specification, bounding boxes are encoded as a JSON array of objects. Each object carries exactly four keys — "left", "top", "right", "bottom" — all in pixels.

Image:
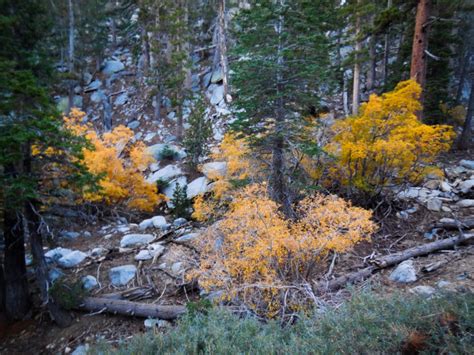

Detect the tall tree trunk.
[
  {"left": 141, "top": 26, "right": 151, "bottom": 78},
  {"left": 270, "top": 0, "right": 293, "bottom": 218},
  {"left": 458, "top": 79, "right": 474, "bottom": 150},
  {"left": 67, "top": 0, "right": 75, "bottom": 114},
  {"left": 382, "top": 0, "right": 393, "bottom": 86},
  {"left": 352, "top": 0, "right": 362, "bottom": 115},
  {"left": 456, "top": 50, "right": 470, "bottom": 104},
  {"left": 3, "top": 165, "right": 30, "bottom": 321},
  {"left": 410, "top": 0, "right": 431, "bottom": 119},
  {"left": 218, "top": 0, "right": 231, "bottom": 102}
]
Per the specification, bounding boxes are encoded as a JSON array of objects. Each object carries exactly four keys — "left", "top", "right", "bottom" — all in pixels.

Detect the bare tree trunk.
[
  {"left": 218, "top": 0, "right": 231, "bottom": 102},
  {"left": 410, "top": 0, "right": 431, "bottom": 119},
  {"left": 458, "top": 79, "right": 474, "bottom": 150},
  {"left": 141, "top": 26, "right": 151, "bottom": 77},
  {"left": 382, "top": 0, "right": 393, "bottom": 86},
  {"left": 352, "top": 0, "right": 362, "bottom": 115},
  {"left": 3, "top": 165, "right": 30, "bottom": 321},
  {"left": 67, "top": 0, "right": 75, "bottom": 114}
]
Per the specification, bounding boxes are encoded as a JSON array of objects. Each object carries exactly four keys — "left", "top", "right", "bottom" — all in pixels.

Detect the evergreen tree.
[{"left": 230, "top": 0, "right": 336, "bottom": 216}]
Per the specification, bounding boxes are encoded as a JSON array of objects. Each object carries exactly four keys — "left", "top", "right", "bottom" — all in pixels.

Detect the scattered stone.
[
  {"left": 139, "top": 219, "right": 154, "bottom": 230},
  {"left": 120, "top": 234, "right": 154, "bottom": 248},
  {"left": 389, "top": 260, "right": 417, "bottom": 283},
  {"left": 440, "top": 181, "right": 452, "bottom": 192},
  {"left": 210, "top": 85, "right": 224, "bottom": 105},
  {"left": 83, "top": 231, "right": 92, "bottom": 238},
  {"left": 57, "top": 250, "right": 88, "bottom": 268},
  {"left": 48, "top": 268, "right": 64, "bottom": 283},
  {"left": 144, "top": 318, "right": 171, "bottom": 329},
  {"left": 459, "top": 159, "right": 474, "bottom": 170},
  {"left": 134, "top": 244, "right": 165, "bottom": 261},
  {"left": 84, "top": 79, "right": 102, "bottom": 92},
  {"left": 60, "top": 231, "right": 81, "bottom": 239},
  {"left": 437, "top": 280, "right": 451, "bottom": 289},
  {"left": 441, "top": 206, "right": 452, "bottom": 212},
  {"left": 173, "top": 218, "right": 187, "bottom": 227},
  {"left": 426, "top": 197, "right": 442, "bottom": 212},
  {"left": 90, "top": 247, "right": 108, "bottom": 257},
  {"left": 151, "top": 215, "right": 168, "bottom": 229},
  {"left": 202, "top": 162, "right": 227, "bottom": 179},
  {"left": 210, "top": 67, "right": 223, "bottom": 83},
  {"left": 82, "top": 275, "right": 98, "bottom": 290},
  {"left": 458, "top": 180, "right": 474, "bottom": 194},
  {"left": 102, "top": 60, "right": 125, "bottom": 76},
  {"left": 147, "top": 144, "right": 187, "bottom": 161},
  {"left": 114, "top": 92, "right": 128, "bottom": 106},
  {"left": 175, "top": 233, "right": 200, "bottom": 243},
  {"left": 187, "top": 176, "right": 210, "bottom": 199},
  {"left": 144, "top": 132, "right": 156, "bottom": 142},
  {"left": 424, "top": 180, "right": 440, "bottom": 190},
  {"left": 45, "top": 247, "right": 73, "bottom": 263},
  {"left": 109, "top": 265, "right": 137, "bottom": 286},
  {"left": 171, "top": 262, "right": 184, "bottom": 275},
  {"left": 90, "top": 90, "right": 103, "bottom": 103},
  {"left": 127, "top": 120, "right": 140, "bottom": 130},
  {"left": 456, "top": 199, "right": 474, "bottom": 208},
  {"left": 163, "top": 177, "right": 188, "bottom": 203},
  {"left": 409, "top": 285, "right": 436, "bottom": 298},
  {"left": 147, "top": 164, "right": 183, "bottom": 183}
]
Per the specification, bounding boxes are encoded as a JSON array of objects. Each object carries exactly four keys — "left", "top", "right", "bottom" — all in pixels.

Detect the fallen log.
[
  {"left": 78, "top": 297, "right": 186, "bottom": 320},
  {"left": 320, "top": 233, "right": 473, "bottom": 292},
  {"left": 433, "top": 218, "right": 474, "bottom": 231}
]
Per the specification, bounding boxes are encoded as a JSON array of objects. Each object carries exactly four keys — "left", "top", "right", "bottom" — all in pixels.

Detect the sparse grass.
[{"left": 92, "top": 290, "right": 474, "bottom": 354}]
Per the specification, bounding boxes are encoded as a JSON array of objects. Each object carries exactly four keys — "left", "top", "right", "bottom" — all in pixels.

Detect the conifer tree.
[{"left": 231, "top": 0, "right": 335, "bottom": 216}]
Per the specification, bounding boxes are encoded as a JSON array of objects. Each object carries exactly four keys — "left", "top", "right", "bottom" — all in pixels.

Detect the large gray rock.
[
  {"left": 102, "top": 60, "right": 125, "bottom": 76},
  {"left": 211, "top": 67, "right": 223, "bottom": 83},
  {"left": 459, "top": 159, "right": 474, "bottom": 170},
  {"left": 163, "top": 177, "right": 188, "bottom": 202},
  {"left": 187, "top": 176, "right": 210, "bottom": 199},
  {"left": 210, "top": 85, "right": 225, "bottom": 105},
  {"left": 147, "top": 164, "right": 183, "bottom": 183},
  {"left": 389, "top": 260, "right": 417, "bottom": 283},
  {"left": 120, "top": 234, "right": 154, "bottom": 248},
  {"left": 202, "top": 162, "right": 227, "bottom": 179},
  {"left": 109, "top": 265, "right": 136, "bottom": 286},
  {"left": 57, "top": 250, "right": 88, "bottom": 268},
  {"left": 146, "top": 144, "right": 187, "bottom": 161},
  {"left": 151, "top": 215, "right": 168, "bottom": 229},
  {"left": 82, "top": 275, "right": 98, "bottom": 290},
  {"left": 457, "top": 199, "right": 474, "bottom": 208},
  {"left": 45, "top": 247, "right": 73, "bottom": 263}
]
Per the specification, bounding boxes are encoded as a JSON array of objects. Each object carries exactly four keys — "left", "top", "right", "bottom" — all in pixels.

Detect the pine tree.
[{"left": 231, "top": 0, "right": 335, "bottom": 216}]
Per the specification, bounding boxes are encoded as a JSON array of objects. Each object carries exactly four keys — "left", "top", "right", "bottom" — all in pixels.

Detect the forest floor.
[{"left": 1, "top": 151, "right": 473, "bottom": 355}]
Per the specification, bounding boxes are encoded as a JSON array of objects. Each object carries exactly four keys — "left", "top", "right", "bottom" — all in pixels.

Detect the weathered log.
[
  {"left": 78, "top": 297, "right": 186, "bottom": 320},
  {"left": 433, "top": 218, "right": 474, "bottom": 231},
  {"left": 320, "top": 233, "right": 473, "bottom": 292}
]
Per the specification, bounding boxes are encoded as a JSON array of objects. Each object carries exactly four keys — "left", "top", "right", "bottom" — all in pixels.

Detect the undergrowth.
[{"left": 92, "top": 290, "right": 473, "bottom": 354}]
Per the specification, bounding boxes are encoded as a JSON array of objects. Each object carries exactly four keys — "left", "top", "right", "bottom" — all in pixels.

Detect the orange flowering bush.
[
  {"left": 324, "top": 80, "right": 455, "bottom": 196},
  {"left": 191, "top": 184, "right": 376, "bottom": 317},
  {"left": 64, "top": 109, "right": 164, "bottom": 212}
]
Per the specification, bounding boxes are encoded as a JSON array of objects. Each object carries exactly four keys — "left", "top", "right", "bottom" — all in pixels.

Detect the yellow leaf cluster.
[
  {"left": 191, "top": 184, "right": 376, "bottom": 317},
  {"left": 325, "top": 80, "right": 455, "bottom": 193},
  {"left": 64, "top": 109, "right": 164, "bottom": 212},
  {"left": 192, "top": 133, "right": 252, "bottom": 221}
]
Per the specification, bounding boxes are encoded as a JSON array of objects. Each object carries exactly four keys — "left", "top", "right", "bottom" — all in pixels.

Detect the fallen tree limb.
[
  {"left": 77, "top": 297, "right": 186, "bottom": 320},
  {"left": 320, "top": 233, "right": 473, "bottom": 292},
  {"left": 433, "top": 218, "right": 474, "bottom": 231}
]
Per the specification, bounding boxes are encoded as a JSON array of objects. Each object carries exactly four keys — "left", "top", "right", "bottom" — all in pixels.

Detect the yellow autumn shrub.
[
  {"left": 64, "top": 109, "right": 164, "bottom": 212},
  {"left": 192, "top": 184, "right": 376, "bottom": 317},
  {"left": 325, "top": 80, "right": 455, "bottom": 195},
  {"left": 192, "top": 133, "right": 253, "bottom": 221}
]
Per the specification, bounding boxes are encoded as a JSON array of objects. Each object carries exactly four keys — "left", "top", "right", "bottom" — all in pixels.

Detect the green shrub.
[
  {"left": 171, "top": 183, "right": 191, "bottom": 219},
  {"left": 92, "top": 290, "right": 474, "bottom": 354},
  {"left": 159, "top": 145, "right": 179, "bottom": 160},
  {"left": 155, "top": 178, "right": 170, "bottom": 194}
]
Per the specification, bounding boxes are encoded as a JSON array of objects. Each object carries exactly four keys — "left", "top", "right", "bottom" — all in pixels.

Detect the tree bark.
[
  {"left": 218, "top": 0, "right": 231, "bottom": 102},
  {"left": 3, "top": 181, "right": 30, "bottom": 320},
  {"left": 410, "top": 0, "right": 431, "bottom": 119},
  {"left": 67, "top": 0, "right": 75, "bottom": 114},
  {"left": 352, "top": 0, "right": 362, "bottom": 115},
  {"left": 367, "top": 33, "right": 376, "bottom": 94},
  {"left": 78, "top": 297, "right": 186, "bottom": 320},
  {"left": 382, "top": 0, "right": 393, "bottom": 86},
  {"left": 458, "top": 78, "right": 474, "bottom": 150}
]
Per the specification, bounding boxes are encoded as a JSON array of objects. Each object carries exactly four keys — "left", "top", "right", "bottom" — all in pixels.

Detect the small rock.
[
  {"left": 144, "top": 318, "right": 171, "bottom": 329},
  {"left": 151, "top": 216, "right": 168, "bottom": 229},
  {"left": 57, "top": 250, "right": 88, "bottom": 268},
  {"left": 139, "top": 219, "right": 154, "bottom": 231},
  {"left": 71, "top": 344, "right": 89, "bottom": 355},
  {"left": 109, "top": 265, "right": 137, "bottom": 286},
  {"left": 127, "top": 120, "right": 140, "bottom": 130},
  {"left": 424, "top": 180, "right": 440, "bottom": 189},
  {"left": 458, "top": 180, "right": 474, "bottom": 194},
  {"left": 389, "top": 260, "right": 417, "bottom": 283},
  {"left": 82, "top": 275, "right": 98, "bottom": 290},
  {"left": 114, "top": 92, "right": 128, "bottom": 106},
  {"left": 210, "top": 85, "right": 224, "bottom": 105},
  {"left": 457, "top": 199, "right": 474, "bottom": 208},
  {"left": 426, "top": 197, "right": 442, "bottom": 212},
  {"left": 201, "top": 162, "right": 227, "bottom": 179},
  {"left": 210, "top": 67, "right": 223, "bottom": 83},
  {"left": 60, "top": 231, "right": 81, "bottom": 239},
  {"left": 83, "top": 231, "right": 92, "bottom": 238},
  {"left": 120, "top": 234, "right": 154, "bottom": 248},
  {"left": 102, "top": 60, "right": 125, "bottom": 76},
  {"left": 441, "top": 206, "right": 452, "bottom": 212},
  {"left": 437, "top": 280, "right": 451, "bottom": 289},
  {"left": 171, "top": 262, "right": 184, "bottom": 275},
  {"left": 90, "top": 247, "right": 108, "bottom": 257},
  {"left": 175, "top": 233, "right": 200, "bottom": 243},
  {"left": 84, "top": 79, "right": 102, "bottom": 92},
  {"left": 459, "top": 159, "right": 474, "bottom": 170},
  {"left": 173, "top": 218, "right": 187, "bottom": 227},
  {"left": 440, "top": 181, "right": 452, "bottom": 192},
  {"left": 45, "top": 248, "right": 73, "bottom": 264},
  {"left": 134, "top": 243, "right": 165, "bottom": 261},
  {"left": 48, "top": 268, "right": 64, "bottom": 283},
  {"left": 409, "top": 285, "right": 436, "bottom": 298},
  {"left": 187, "top": 176, "right": 210, "bottom": 199}
]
